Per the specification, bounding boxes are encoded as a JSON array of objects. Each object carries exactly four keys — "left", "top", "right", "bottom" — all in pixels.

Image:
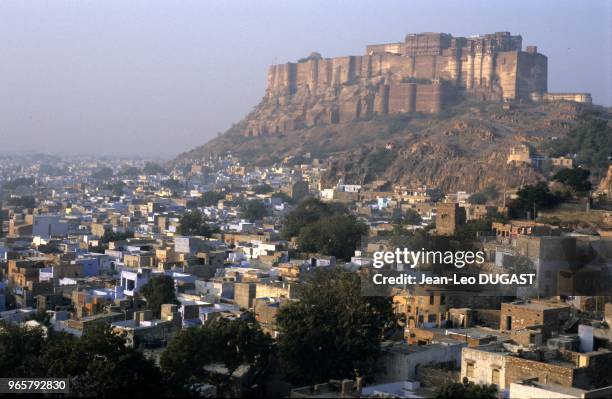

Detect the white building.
[{"left": 120, "top": 268, "right": 154, "bottom": 296}]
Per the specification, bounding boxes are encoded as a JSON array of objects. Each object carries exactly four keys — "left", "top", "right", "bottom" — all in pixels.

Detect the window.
[
  {"left": 492, "top": 369, "right": 500, "bottom": 385},
  {"left": 428, "top": 314, "right": 436, "bottom": 323},
  {"left": 466, "top": 362, "right": 475, "bottom": 378},
  {"left": 429, "top": 295, "right": 435, "bottom": 305},
  {"left": 440, "top": 295, "right": 446, "bottom": 305}
]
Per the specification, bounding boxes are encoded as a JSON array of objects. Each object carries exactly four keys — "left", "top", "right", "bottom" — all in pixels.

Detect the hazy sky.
[{"left": 1, "top": 0, "right": 610, "bottom": 158}]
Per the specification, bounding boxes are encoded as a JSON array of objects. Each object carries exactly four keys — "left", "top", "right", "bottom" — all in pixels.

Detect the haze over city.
[
  {"left": 2, "top": 2, "right": 612, "bottom": 397},
  {"left": 1, "top": 0, "right": 610, "bottom": 157}
]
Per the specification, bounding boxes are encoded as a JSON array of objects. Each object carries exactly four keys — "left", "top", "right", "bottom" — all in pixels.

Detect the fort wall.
[
  {"left": 250, "top": 32, "right": 555, "bottom": 136},
  {"left": 266, "top": 32, "right": 541, "bottom": 98},
  {"left": 388, "top": 83, "right": 416, "bottom": 114}
]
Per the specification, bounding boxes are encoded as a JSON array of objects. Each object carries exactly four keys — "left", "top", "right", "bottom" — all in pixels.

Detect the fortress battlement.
[
  {"left": 266, "top": 32, "right": 546, "bottom": 101},
  {"left": 246, "top": 32, "right": 551, "bottom": 137}
]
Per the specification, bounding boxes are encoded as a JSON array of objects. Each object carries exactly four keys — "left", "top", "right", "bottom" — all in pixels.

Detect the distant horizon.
[
  {"left": 1, "top": 0, "right": 610, "bottom": 157},
  {"left": 0, "top": 149, "right": 174, "bottom": 161}
]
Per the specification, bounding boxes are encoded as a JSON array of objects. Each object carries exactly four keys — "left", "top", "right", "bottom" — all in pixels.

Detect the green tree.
[
  {"left": 162, "top": 178, "right": 184, "bottom": 192},
  {"left": 435, "top": 377, "right": 498, "bottom": 399},
  {"left": 159, "top": 327, "right": 207, "bottom": 388},
  {"left": 405, "top": 209, "right": 422, "bottom": 225},
  {"left": 252, "top": 184, "right": 274, "bottom": 194},
  {"left": 276, "top": 268, "right": 395, "bottom": 385},
  {"left": 469, "top": 185, "right": 499, "bottom": 204},
  {"left": 6, "top": 195, "right": 36, "bottom": 209},
  {"left": 297, "top": 52, "right": 323, "bottom": 63},
  {"left": 282, "top": 198, "right": 366, "bottom": 260},
  {"left": 240, "top": 200, "right": 269, "bottom": 221},
  {"left": 283, "top": 197, "right": 332, "bottom": 238},
  {"left": 178, "top": 210, "right": 214, "bottom": 237},
  {"left": 549, "top": 112, "right": 612, "bottom": 170},
  {"left": 104, "top": 181, "right": 126, "bottom": 196},
  {"left": 282, "top": 197, "right": 347, "bottom": 239},
  {"left": 468, "top": 192, "right": 487, "bottom": 205},
  {"left": 1, "top": 321, "right": 167, "bottom": 397},
  {"left": 393, "top": 208, "right": 422, "bottom": 225},
  {"left": 118, "top": 166, "right": 142, "bottom": 178},
  {"left": 272, "top": 191, "right": 295, "bottom": 204},
  {"left": 3, "top": 177, "right": 35, "bottom": 190},
  {"left": 143, "top": 162, "right": 167, "bottom": 175},
  {"left": 0, "top": 321, "right": 46, "bottom": 378},
  {"left": 198, "top": 191, "right": 226, "bottom": 207},
  {"left": 43, "top": 324, "right": 166, "bottom": 397},
  {"left": 160, "top": 318, "right": 272, "bottom": 395},
  {"left": 140, "top": 275, "right": 178, "bottom": 317},
  {"left": 454, "top": 219, "right": 492, "bottom": 240},
  {"left": 297, "top": 214, "right": 368, "bottom": 261},
  {"left": 91, "top": 166, "right": 114, "bottom": 180},
  {"left": 100, "top": 230, "right": 134, "bottom": 244},
  {"left": 552, "top": 167, "right": 592, "bottom": 193},
  {"left": 508, "top": 182, "right": 566, "bottom": 219}
]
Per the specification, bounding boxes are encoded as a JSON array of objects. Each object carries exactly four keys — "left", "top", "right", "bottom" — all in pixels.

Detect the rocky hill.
[
  {"left": 179, "top": 99, "right": 611, "bottom": 193},
  {"left": 179, "top": 31, "right": 609, "bottom": 193}
]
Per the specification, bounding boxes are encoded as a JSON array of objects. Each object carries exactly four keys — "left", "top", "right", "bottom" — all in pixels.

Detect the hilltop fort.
[
  {"left": 181, "top": 31, "right": 604, "bottom": 193},
  {"left": 245, "top": 32, "right": 590, "bottom": 137}
]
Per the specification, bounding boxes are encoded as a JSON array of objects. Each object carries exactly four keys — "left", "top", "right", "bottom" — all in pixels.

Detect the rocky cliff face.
[
  {"left": 181, "top": 100, "right": 598, "bottom": 193},
  {"left": 177, "top": 32, "right": 605, "bottom": 193}
]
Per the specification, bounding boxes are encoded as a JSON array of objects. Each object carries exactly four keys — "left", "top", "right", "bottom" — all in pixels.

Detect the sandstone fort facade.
[{"left": 245, "top": 32, "right": 550, "bottom": 136}]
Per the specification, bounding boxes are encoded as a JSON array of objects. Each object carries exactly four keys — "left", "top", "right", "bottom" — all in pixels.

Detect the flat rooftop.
[
  {"left": 504, "top": 301, "right": 569, "bottom": 311},
  {"left": 381, "top": 339, "right": 463, "bottom": 354},
  {"left": 512, "top": 380, "right": 587, "bottom": 397}
]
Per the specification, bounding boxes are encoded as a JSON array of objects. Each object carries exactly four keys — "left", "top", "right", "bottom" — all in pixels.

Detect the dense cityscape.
[
  {"left": 1, "top": 1, "right": 612, "bottom": 397},
  {"left": 1, "top": 134, "right": 612, "bottom": 397}
]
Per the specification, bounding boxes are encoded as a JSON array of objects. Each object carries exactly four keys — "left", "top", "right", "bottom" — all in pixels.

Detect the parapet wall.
[
  {"left": 266, "top": 32, "right": 546, "bottom": 100},
  {"left": 386, "top": 82, "right": 444, "bottom": 114},
  {"left": 531, "top": 92, "right": 592, "bottom": 104}
]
